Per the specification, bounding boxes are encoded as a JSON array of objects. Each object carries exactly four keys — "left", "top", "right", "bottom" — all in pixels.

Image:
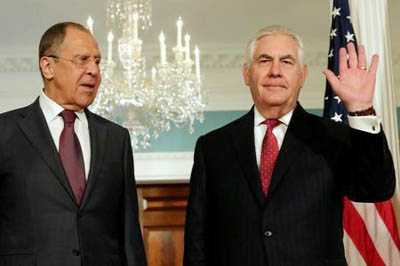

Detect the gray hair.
[{"left": 245, "top": 25, "right": 305, "bottom": 66}]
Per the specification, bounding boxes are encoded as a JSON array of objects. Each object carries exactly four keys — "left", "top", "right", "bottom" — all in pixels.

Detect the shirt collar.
[
  {"left": 254, "top": 105, "right": 294, "bottom": 127},
  {"left": 39, "top": 90, "right": 86, "bottom": 123}
]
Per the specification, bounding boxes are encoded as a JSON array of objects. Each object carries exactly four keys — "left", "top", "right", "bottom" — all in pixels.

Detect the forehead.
[
  {"left": 254, "top": 34, "right": 299, "bottom": 58},
  {"left": 59, "top": 27, "right": 100, "bottom": 56}
]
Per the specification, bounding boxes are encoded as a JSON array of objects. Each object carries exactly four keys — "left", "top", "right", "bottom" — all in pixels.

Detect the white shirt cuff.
[{"left": 347, "top": 115, "right": 381, "bottom": 134}]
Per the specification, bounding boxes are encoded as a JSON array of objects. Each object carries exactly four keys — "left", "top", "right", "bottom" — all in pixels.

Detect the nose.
[
  {"left": 269, "top": 59, "right": 282, "bottom": 77},
  {"left": 86, "top": 60, "right": 100, "bottom": 77}
]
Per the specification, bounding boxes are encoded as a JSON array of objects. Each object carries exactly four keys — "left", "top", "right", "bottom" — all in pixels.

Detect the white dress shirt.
[
  {"left": 39, "top": 91, "right": 91, "bottom": 180},
  {"left": 254, "top": 105, "right": 381, "bottom": 168}
]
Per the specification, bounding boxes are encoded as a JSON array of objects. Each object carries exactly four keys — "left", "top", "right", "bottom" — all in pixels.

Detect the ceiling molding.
[
  {"left": 3, "top": 49, "right": 400, "bottom": 73},
  {"left": 0, "top": 57, "right": 38, "bottom": 72},
  {"left": 1, "top": 46, "right": 399, "bottom": 73}
]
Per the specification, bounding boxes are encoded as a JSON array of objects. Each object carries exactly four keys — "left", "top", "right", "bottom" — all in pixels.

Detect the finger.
[
  {"left": 347, "top": 42, "right": 358, "bottom": 69},
  {"left": 339, "top": 47, "right": 348, "bottom": 74},
  {"left": 323, "top": 69, "right": 340, "bottom": 91},
  {"left": 357, "top": 45, "right": 367, "bottom": 69},
  {"left": 368, "top": 54, "right": 379, "bottom": 75}
]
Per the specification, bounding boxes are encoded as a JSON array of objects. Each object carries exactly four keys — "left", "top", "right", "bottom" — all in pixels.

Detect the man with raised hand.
[{"left": 184, "top": 25, "right": 395, "bottom": 266}]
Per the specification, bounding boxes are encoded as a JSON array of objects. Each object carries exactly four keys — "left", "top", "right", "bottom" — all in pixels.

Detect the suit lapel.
[
  {"left": 266, "top": 104, "right": 314, "bottom": 201},
  {"left": 17, "top": 99, "right": 77, "bottom": 204},
  {"left": 80, "top": 109, "right": 108, "bottom": 208},
  {"left": 231, "top": 109, "right": 265, "bottom": 207}
]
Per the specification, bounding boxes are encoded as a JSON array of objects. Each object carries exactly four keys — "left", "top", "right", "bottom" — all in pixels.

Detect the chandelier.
[{"left": 89, "top": 0, "right": 206, "bottom": 149}]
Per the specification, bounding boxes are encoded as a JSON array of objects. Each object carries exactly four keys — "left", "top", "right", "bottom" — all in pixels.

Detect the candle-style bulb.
[
  {"left": 159, "top": 31, "right": 167, "bottom": 65},
  {"left": 194, "top": 46, "right": 199, "bottom": 56},
  {"left": 184, "top": 34, "right": 190, "bottom": 42},
  {"left": 107, "top": 32, "right": 114, "bottom": 64},
  {"left": 177, "top": 17, "right": 183, "bottom": 28},
  {"left": 152, "top": 67, "right": 156, "bottom": 81},
  {"left": 176, "top": 17, "right": 183, "bottom": 49},
  {"left": 184, "top": 34, "right": 191, "bottom": 61},
  {"left": 107, "top": 32, "right": 114, "bottom": 42},
  {"left": 159, "top": 31, "right": 165, "bottom": 43},
  {"left": 132, "top": 12, "right": 139, "bottom": 40},
  {"left": 87, "top": 16, "right": 94, "bottom": 34},
  {"left": 194, "top": 46, "right": 201, "bottom": 82}
]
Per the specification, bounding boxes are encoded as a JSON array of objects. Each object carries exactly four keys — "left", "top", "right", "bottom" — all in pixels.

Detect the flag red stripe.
[
  {"left": 343, "top": 198, "right": 386, "bottom": 266},
  {"left": 374, "top": 200, "right": 400, "bottom": 251}
]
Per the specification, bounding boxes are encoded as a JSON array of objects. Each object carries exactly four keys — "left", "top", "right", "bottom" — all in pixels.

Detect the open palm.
[{"left": 323, "top": 42, "right": 379, "bottom": 112}]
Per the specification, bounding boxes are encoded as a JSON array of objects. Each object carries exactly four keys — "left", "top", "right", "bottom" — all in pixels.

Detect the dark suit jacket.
[
  {"left": 183, "top": 104, "right": 395, "bottom": 266},
  {"left": 0, "top": 99, "right": 147, "bottom": 266}
]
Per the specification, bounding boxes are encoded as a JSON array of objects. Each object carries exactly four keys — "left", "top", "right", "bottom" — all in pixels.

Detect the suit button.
[
  {"left": 72, "top": 249, "right": 81, "bottom": 256},
  {"left": 264, "top": 230, "right": 273, "bottom": 237}
]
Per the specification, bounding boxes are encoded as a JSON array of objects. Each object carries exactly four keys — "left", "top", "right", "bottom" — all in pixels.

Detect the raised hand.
[{"left": 323, "top": 42, "right": 379, "bottom": 112}]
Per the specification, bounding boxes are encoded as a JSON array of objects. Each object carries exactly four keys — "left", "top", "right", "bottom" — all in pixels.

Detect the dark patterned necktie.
[
  {"left": 59, "top": 110, "right": 86, "bottom": 204},
  {"left": 260, "top": 119, "right": 280, "bottom": 197}
]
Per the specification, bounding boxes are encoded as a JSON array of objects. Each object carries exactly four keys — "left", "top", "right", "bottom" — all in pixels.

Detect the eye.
[
  {"left": 259, "top": 58, "right": 271, "bottom": 64},
  {"left": 76, "top": 55, "right": 90, "bottom": 66},
  {"left": 282, "top": 59, "right": 294, "bottom": 65},
  {"left": 94, "top": 57, "right": 102, "bottom": 65}
]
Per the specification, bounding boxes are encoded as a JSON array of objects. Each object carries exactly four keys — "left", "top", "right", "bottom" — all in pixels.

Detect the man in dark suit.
[
  {"left": 183, "top": 25, "right": 395, "bottom": 266},
  {"left": 0, "top": 22, "right": 147, "bottom": 266}
]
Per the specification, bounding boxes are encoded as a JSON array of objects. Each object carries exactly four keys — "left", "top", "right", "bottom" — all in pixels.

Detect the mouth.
[
  {"left": 80, "top": 84, "right": 96, "bottom": 91},
  {"left": 263, "top": 84, "right": 286, "bottom": 90}
]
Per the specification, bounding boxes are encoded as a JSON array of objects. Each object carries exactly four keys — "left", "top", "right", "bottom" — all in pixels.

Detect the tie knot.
[
  {"left": 264, "top": 119, "right": 280, "bottom": 130},
  {"left": 61, "top": 110, "right": 76, "bottom": 124}
]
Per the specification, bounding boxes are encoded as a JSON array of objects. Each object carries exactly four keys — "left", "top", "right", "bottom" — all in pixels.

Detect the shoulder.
[
  {"left": 194, "top": 109, "right": 253, "bottom": 152},
  {"left": 0, "top": 103, "right": 34, "bottom": 125},
  {"left": 203, "top": 110, "right": 252, "bottom": 140}
]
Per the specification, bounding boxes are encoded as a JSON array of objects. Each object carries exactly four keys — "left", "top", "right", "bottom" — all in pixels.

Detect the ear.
[
  {"left": 300, "top": 64, "right": 308, "bottom": 88},
  {"left": 242, "top": 63, "right": 251, "bottom": 86},
  {"left": 39, "top": 57, "right": 55, "bottom": 80}
]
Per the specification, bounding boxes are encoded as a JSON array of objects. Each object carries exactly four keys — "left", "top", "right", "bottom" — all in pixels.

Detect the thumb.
[{"left": 323, "top": 69, "right": 340, "bottom": 92}]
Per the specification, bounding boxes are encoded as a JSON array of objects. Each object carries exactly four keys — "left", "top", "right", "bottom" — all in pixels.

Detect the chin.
[{"left": 261, "top": 96, "right": 289, "bottom": 106}]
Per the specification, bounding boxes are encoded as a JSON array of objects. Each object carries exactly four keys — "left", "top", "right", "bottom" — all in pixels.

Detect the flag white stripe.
[
  {"left": 344, "top": 231, "right": 368, "bottom": 266},
  {"left": 353, "top": 202, "right": 400, "bottom": 265}
]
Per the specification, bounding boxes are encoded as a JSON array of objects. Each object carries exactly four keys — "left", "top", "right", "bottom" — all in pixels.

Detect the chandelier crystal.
[{"left": 90, "top": 0, "right": 206, "bottom": 149}]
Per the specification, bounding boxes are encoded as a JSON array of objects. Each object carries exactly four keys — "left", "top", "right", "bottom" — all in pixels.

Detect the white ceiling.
[{"left": 1, "top": 0, "right": 397, "bottom": 49}]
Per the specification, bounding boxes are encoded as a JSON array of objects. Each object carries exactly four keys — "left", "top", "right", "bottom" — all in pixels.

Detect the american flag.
[{"left": 323, "top": 0, "right": 400, "bottom": 265}]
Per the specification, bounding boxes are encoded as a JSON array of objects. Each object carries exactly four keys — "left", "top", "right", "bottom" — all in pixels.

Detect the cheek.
[
  {"left": 289, "top": 70, "right": 304, "bottom": 86},
  {"left": 287, "top": 83, "right": 302, "bottom": 102},
  {"left": 251, "top": 76, "right": 265, "bottom": 95}
]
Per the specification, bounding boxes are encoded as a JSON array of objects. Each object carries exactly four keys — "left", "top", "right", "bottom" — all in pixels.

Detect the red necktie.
[
  {"left": 59, "top": 110, "right": 86, "bottom": 204},
  {"left": 260, "top": 119, "right": 280, "bottom": 197}
]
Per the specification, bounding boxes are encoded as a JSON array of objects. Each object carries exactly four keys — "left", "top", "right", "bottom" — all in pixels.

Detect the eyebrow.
[
  {"left": 73, "top": 54, "right": 102, "bottom": 59},
  {"left": 257, "top": 53, "right": 296, "bottom": 61}
]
